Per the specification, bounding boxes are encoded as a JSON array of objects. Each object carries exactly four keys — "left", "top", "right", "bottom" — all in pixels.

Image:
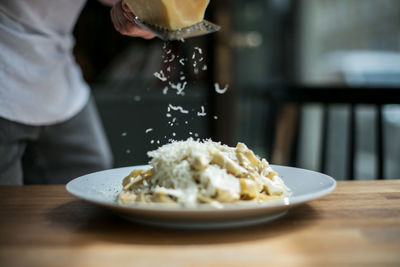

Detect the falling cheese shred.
[{"left": 118, "top": 139, "right": 291, "bottom": 207}]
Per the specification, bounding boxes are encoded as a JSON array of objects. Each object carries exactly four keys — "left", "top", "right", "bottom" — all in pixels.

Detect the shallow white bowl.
[{"left": 66, "top": 165, "right": 336, "bottom": 229}]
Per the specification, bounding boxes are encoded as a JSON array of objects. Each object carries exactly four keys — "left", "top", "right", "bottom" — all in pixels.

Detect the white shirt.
[{"left": 0, "top": 0, "right": 89, "bottom": 125}]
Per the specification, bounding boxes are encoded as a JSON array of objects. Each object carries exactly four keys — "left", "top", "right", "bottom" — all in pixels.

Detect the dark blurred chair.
[{"left": 263, "top": 86, "right": 400, "bottom": 180}]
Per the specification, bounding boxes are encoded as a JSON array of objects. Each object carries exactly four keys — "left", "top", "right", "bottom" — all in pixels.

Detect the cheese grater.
[{"left": 132, "top": 17, "right": 221, "bottom": 41}]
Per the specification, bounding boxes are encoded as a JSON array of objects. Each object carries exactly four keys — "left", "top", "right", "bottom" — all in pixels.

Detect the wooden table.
[{"left": 0, "top": 180, "right": 399, "bottom": 267}]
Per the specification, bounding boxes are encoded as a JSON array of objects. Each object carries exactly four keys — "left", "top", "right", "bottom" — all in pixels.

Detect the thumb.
[{"left": 121, "top": 1, "right": 132, "bottom": 13}]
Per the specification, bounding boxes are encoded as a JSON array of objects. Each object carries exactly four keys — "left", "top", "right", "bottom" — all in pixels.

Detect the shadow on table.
[{"left": 46, "top": 200, "right": 319, "bottom": 246}]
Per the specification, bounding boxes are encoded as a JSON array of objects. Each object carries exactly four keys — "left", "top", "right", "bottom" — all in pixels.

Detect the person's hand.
[{"left": 110, "top": 0, "right": 155, "bottom": 39}]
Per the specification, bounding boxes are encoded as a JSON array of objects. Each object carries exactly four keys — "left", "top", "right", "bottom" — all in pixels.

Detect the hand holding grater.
[
  {"left": 121, "top": 0, "right": 220, "bottom": 41},
  {"left": 132, "top": 16, "right": 221, "bottom": 41}
]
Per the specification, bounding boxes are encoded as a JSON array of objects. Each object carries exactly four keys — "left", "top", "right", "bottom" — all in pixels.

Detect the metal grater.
[{"left": 133, "top": 17, "right": 221, "bottom": 41}]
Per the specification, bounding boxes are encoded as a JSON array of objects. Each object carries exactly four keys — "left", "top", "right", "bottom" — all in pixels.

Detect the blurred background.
[{"left": 74, "top": 0, "right": 400, "bottom": 180}]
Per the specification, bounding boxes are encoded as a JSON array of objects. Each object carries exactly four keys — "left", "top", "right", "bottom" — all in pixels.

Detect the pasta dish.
[{"left": 118, "top": 139, "right": 291, "bottom": 207}]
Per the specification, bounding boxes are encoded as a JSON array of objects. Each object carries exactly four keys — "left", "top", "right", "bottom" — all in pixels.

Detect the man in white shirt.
[{"left": 0, "top": 0, "right": 154, "bottom": 184}]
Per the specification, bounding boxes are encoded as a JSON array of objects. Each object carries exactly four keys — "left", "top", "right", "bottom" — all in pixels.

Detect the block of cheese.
[{"left": 124, "top": 0, "right": 210, "bottom": 30}]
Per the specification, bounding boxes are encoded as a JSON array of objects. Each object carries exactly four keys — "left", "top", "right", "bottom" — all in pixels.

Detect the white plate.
[{"left": 66, "top": 165, "right": 336, "bottom": 229}]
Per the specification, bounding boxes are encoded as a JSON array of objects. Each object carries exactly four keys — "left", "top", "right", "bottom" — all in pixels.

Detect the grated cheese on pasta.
[{"left": 118, "top": 139, "right": 291, "bottom": 207}]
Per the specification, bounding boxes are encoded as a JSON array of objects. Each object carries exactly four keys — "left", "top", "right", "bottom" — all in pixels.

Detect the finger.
[
  {"left": 121, "top": 1, "right": 132, "bottom": 13},
  {"left": 118, "top": 13, "right": 142, "bottom": 36},
  {"left": 116, "top": 11, "right": 133, "bottom": 35},
  {"left": 138, "top": 29, "right": 156, "bottom": 39},
  {"left": 112, "top": 2, "right": 156, "bottom": 38},
  {"left": 146, "top": 33, "right": 156, "bottom": 39},
  {"left": 124, "top": 24, "right": 155, "bottom": 38},
  {"left": 118, "top": 1, "right": 154, "bottom": 38},
  {"left": 123, "top": 10, "right": 136, "bottom": 22},
  {"left": 110, "top": 7, "right": 123, "bottom": 31},
  {"left": 121, "top": 1, "right": 137, "bottom": 22}
]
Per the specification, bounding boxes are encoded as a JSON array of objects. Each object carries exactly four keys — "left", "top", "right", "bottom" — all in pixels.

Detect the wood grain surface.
[{"left": 0, "top": 181, "right": 399, "bottom": 267}]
